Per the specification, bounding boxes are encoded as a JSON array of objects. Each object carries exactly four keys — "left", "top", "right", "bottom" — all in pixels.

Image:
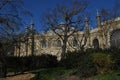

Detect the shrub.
[
  {"left": 110, "top": 48, "right": 120, "bottom": 70},
  {"left": 5, "top": 54, "right": 58, "bottom": 74},
  {"left": 33, "top": 54, "right": 58, "bottom": 68},
  {"left": 59, "top": 51, "right": 96, "bottom": 78},
  {"left": 77, "top": 53, "right": 96, "bottom": 78},
  {"left": 59, "top": 51, "right": 81, "bottom": 69},
  {"left": 92, "top": 53, "right": 114, "bottom": 74}
]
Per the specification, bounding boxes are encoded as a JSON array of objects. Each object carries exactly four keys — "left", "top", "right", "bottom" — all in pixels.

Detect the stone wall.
[{"left": 14, "top": 17, "right": 120, "bottom": 59}]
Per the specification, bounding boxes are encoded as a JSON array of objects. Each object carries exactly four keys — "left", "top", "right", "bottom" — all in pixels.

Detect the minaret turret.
[
  {"left": 25, "top": 26, "right": 28, "bottom": 33},
  {"left": 30, "top": 22, "right": 35, "bottom": 56},
  {"left": 96, "top": 10, "right": 101, "bottom": 28},
  {"left": 85, "top": 18, "right": 89, "bottom": 31},
  {"left": 30, "top": 22, "right": 34, "bottom": 31},
  {"left": 84, "top": 18, "right": 89, "bottom": 37}
]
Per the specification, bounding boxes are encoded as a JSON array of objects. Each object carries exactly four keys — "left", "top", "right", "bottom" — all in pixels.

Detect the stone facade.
[{"left": 14, "top": 15, "right": 120, "bottom": 60}]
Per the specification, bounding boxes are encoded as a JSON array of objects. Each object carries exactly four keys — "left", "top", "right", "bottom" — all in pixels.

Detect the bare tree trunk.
[
  {"left": 31, "top": 30, "right": 34, "bottom": 56},
  {"left": 61, "top": 36, "right": 68, "bottom": 59},
  {"left": 18, "top": 42, "right": 21, "bottom": 57},
  {"left": 25, "top": 38, "right": 28, "bottom": 56},
  {"left": 61, "top": 40, "right": 67, "bottom": 58},
  {"left": 0, "top": 56, "right": 7, "bottom": 78}
]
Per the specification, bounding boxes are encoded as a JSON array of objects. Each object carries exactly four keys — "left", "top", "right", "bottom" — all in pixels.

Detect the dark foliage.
[
  {"left": 94, "top": 48, "right": 120, "bottom": 71},
  {"left": 5, "top": 54, "right": 58, "bottom": 75},
  {"left": 110, "top": 48, "right": 120, "bottom": 70},
  {"left": 77, "top": 53, "right": 97, "bottom": 78},
  {"left": 92, "top": 52, "right": 113, "bottom": 74},
  {"left": 3, "top": 48, "right": 120, "bottom": 78},
  {"left": 59, "top": 51, "right": 82, "bottom": 69},
  {"left": 59, "top": 51, "right": 97, "bottom": 77}
]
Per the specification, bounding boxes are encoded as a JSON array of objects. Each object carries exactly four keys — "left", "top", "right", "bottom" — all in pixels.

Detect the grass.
[
  {"left": 7, "top": 67, "right": 120, "bottom": 80},
  {"left": 30, "top": 68, "right": 120, "bottom": 80},
  {"left": 93, "top": 72, "right": 120, "bottom": 80},
  {"left": 30, "top": 67, "right": 76, "bottom": 80}
]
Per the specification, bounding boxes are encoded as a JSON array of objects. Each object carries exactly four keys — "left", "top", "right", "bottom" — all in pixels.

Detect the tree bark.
[{"left": 61, "top": 36, "right": 68, "bottom": 59}]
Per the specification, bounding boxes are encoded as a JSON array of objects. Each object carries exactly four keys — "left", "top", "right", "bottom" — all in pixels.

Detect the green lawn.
[
  {"left": 30, "top": 68, "right": 77, "bottom": 80},
  {"left": 30, "top": 68, "right": 120, "bottom": 80},
  {"left": 93, "top": 72, "right": 120, "bottom": 80}
]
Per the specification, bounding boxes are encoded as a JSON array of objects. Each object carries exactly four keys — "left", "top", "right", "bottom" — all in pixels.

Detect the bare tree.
[
  {"left": 67, "top": 17, "right": 90, "bottom": 52},
  {"left": 0, "top": 0, "right": 21, "bottom": 55},
  {"left": 0, "top": 0, "right": 32, "bottom": 77},
  {"left": 41, "top": 0, "right": 88, "bottom": 58}
]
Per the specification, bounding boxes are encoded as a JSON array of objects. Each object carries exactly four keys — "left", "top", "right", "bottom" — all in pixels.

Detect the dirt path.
[{"left": 0, "top": 73, "right": 35, "bottom": 80}]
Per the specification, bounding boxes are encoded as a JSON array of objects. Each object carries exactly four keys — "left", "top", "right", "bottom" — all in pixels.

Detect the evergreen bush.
[{"left": 92, "top": 53, "right": 114, "bottom": 74}]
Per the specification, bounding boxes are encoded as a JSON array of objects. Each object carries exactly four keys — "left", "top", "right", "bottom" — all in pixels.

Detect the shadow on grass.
[
  {"left": 30, "top": 68, "right": 120, "bottom": 80},
  {"left": 30, "top": 68, "right": 77, "bottom": 80},
  {"left": 7, "top": 72, "right": 28, "bottom": 77}
]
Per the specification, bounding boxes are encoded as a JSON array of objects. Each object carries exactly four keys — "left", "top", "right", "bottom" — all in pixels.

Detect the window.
[
  {"left": 110, "top": 29, "right": 120, "bottom": 48},
  {"left": 42, "top": 39, "right": 46, "bottom": 48},
  {"left": 57, "top": 40, "right": 62, "bottom": 47},
  {"left": 93, "top": 38, "right": 99, "bottom": 49},
  {"left": 48, "top": 40, "right": 53, "bottom": 48},
  {"left": 73, "top": 38, "right": 78, "bottom": 47}
]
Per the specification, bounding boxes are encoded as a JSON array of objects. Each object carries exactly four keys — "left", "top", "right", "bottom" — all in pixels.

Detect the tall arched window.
[
  {"left": 93, "top": 38, "right": 99, "bottom": 49},
  {"left": 42, "top": 39, "right": 46, "bottom": 48},
  {"left": 110, "top": 29, "right": 120, "bottom": 48},
  {"left": 48, "top": 40, "right": 52, "bottom": 48},
  {"left": 73, "top": 38, "right": 78, "bottom": 47},
  {"left": 57, "top": 40, "right": 62, "bottom": 47}
]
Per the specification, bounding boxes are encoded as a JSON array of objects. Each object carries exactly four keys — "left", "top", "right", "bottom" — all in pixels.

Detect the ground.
[{"left": 0, "top": 73, "right": 35, "bottom": 80}]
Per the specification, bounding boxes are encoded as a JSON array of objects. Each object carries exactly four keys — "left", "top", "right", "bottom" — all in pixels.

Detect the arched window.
[
  {"left": 48, "top": 40, "right": 52, "bottom": 48},
  {"left": 110, "top": 29, "right": 120, "bottom": 48},
  {"left": 42, "top": 39, "right": 46, "bottom": 48},
  {"left": 73, "top": 38, "right": 78, "bottom": 47},
  {"left": 57, "top": 40, "right": 61, "bottom": 47},
  {"left": 93, "top": 38, "right": 99, "bottom": 49}
]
